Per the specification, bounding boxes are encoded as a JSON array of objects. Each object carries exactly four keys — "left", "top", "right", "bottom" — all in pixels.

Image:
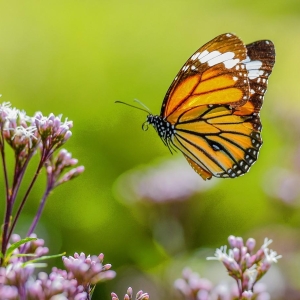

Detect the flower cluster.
[
  {"left": 174, "top": 268, "right": 270, "bottom": 300},
  {"left": 0, "top": 103, "right": 73, "bottom": 166},
  {"left": 111, "top": 287, "right": 149, "bottom": 300},
  {"left": 0, "top": 102, "right": 84, "bottom": 261},
  {"left": 47, "top": 149, "right": 85, "bottom": 188},
  {"left": 62, "top": 252, "right": 116, "bottom": 287},
  {"left": 34, "top": 112, "right": 74, "bottom": 168},
  {"left": 0, "top": 101, "right": 76, "bottom": 179},
  {"left": 1, "top": 103, "right": 38, "bottom": 161},
  {"left": 174, "top": 268, "right": 213, "bottom": 299},
  {"left": 174, "top": 235, "right": 281, "bottom": 300},
  {"left": 0, "top": 236, "right": 115, "bottom": 300},
  {"left": 206, "top": 235, "right": 281, "bottom": 298}
]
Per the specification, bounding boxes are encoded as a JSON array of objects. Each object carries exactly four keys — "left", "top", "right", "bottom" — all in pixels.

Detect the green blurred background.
[{"left": 0, "top": 0, "right": 300, "bottom": 298}]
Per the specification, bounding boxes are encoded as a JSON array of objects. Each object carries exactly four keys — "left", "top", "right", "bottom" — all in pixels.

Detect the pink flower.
[{"left": 111, "top": 287, "right": 149, "bottom": 300}]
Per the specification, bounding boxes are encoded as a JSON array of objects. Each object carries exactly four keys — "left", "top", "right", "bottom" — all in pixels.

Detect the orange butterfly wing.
[
  {"left": 161, "top": 33, "right": 249, "bottom": 124},
  {"left": 160, "top": 34, "right": 275, "bottom": 180}
]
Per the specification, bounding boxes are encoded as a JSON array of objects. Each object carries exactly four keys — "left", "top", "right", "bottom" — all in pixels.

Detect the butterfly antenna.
[
  {"left": 133, "top": 99, "right": 152, "bottom": 114},
  {"left": 115, "top": 100, "right": 150, "bottom": 114}
]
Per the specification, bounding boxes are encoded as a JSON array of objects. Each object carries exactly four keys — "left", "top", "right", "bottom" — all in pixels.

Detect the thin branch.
[
  {"left": 10, "top": 149, "right": 37, "bottom": 206},
  {"left": 1, "top": 129, "right": 11, "bottom": 261},
  {"left": 0, "top": 130, "right": 9, "bottom": 198},
  {"left": 7, "top": 153, "right": 45, "bottom": 245},
  {"left": 26, "top": 182, "right": 53, "bottom": 237}
]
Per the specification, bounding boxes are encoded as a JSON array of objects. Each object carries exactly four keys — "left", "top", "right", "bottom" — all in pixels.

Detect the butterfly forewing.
[{"left": 161, "top": 33, "right": 251, "bottom": 123}]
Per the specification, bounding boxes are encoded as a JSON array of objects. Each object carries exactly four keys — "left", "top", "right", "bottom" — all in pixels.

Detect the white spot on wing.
[
  {"left": 199, "top": 50, "right": 221, "bottom": 63},
  {"left": 191, "top": 52, "right": 200, "bottom": 61},
  {"left": 245, "top": 60, "right": 263, "bottom": 70},
  {"left": 198, "top": 50, "right": 240, "bottom": 69},
  {"left": 243, "top": 56, "right": 251, "bottom": 63},
  {"left": 197, "top": 47, "right": 242, "bottom": 70},
  {"left": 224, "top": 58, "right": 240, "bottom": 69},
  {"left": 208, "top": 52, "right": 235, "bottom": 66},
  {"left": 198, "top": 50, "right": 209, "bottom": 60},
  {"left": 243, "top": 58, "right": 263, "bottom": 80},
  {"left": 182, "top": 65, "right": 189, "bottom": 71},
  {"left": 249, "top": 69, "right": 264, "bottom": 79}
]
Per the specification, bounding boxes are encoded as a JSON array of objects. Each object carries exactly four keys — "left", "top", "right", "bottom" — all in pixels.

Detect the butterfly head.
[{"left": 145, "top": 115, "right": 175, "bottom": 141}]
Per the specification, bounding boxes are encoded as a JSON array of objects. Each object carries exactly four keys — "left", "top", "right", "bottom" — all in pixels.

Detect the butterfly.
[{"left": 117, "top": 33, "right": 275, "bottom": 180}]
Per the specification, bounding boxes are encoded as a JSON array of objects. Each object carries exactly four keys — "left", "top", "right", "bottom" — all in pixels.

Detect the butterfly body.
[
  {"left": 146, "top": 115, "right": 175, "bottom": 143},
  {"left": 142, "top": 33, "right": 275, "bottom": 180}
]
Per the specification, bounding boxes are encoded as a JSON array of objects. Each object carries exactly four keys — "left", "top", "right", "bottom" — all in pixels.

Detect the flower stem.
[
  {"left": 26, "top": 183, "right": 52, "bottom": 237},
  {"left": 7, "top": 156, "right": 45, "bottom": 245},
  {"left": 1, "top": 148, "right": 37, "bottom": 260},
  {"left": 236, "top": 278, "right": 242, "bottom": 298},
  {"left": 1, "top": 199, "right": 12, "bottom": 262},
  {"left": 0, "top": 130, "right": 9, "bottom": 199},
  {"left": 1, "top": 130, "right": 11, "bottom": 263},
  {"left": 11, "top": 153, "right": 32, "bottom": 206}
]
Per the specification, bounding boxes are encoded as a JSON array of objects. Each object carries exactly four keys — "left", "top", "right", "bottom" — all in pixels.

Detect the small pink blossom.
[
  {"left": 62, "top": 252, "right": 116, "bottom": 286},
  {"left": 206, "top": 236, "right": 281, "bottom": 296},
  {"left": 112, "top": 287, "right": 149, "bottom": 300}
]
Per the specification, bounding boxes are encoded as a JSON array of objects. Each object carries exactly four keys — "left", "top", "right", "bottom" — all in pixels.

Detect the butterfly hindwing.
[
  {"left": 234, "top": 40, "right": 275, "bottom": 117},
  {"left": 172, "top": 104, "right": 262, "bottom": 179}
]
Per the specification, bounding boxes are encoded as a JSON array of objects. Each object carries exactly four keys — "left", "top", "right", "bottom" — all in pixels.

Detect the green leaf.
[
  {"left": 4, "top": 237, "right": 37, "bottom": 264},
  {"left": 13, "top": 253, "right": 38, "bottom": 258},
  {"left": 22, "top": 252, "right": 66, "bottom": 266},
  {"left": 23, "top": 262, "right": 48, "bottom": 268}
]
